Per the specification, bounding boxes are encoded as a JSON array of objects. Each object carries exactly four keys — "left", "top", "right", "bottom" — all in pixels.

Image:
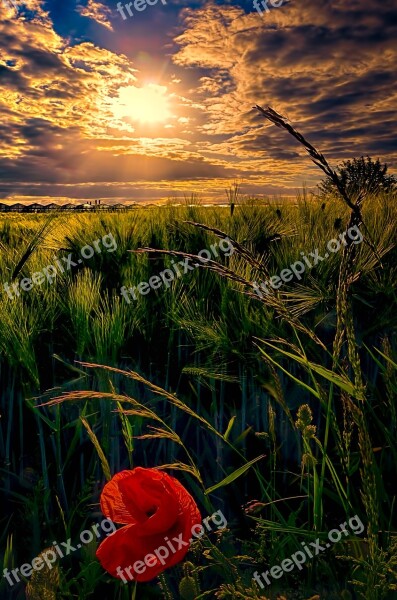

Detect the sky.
[{"left": 0, "top": 0, "right": 396, "bottom": 203}]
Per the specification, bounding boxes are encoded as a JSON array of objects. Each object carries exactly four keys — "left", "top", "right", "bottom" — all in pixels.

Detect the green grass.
[{"left": 0, "top": 193, "right": 396, "bottom": 599}]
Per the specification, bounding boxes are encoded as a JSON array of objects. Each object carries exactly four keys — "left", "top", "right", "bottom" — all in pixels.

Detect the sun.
[{"left": 111, "top": 84, "right": 172, "bottom": 124}]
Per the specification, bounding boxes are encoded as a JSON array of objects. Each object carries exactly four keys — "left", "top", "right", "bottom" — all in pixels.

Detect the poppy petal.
[
  {"left": 100, "top": 471, "right": 141, "bottom": 524},
  {"left": 162, "top": 474, "right": 202, "bottom": 530},
  {"left": 118, "top": 468, "right": 180, "bottom": 534},
  {"left": 96, "top": 523, "right": 192, "bottom": 582}
]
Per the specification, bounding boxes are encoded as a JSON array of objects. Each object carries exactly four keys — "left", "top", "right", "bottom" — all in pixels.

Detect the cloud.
[
  {"left": 0, "top": 0, "right": 396, "bottom": 201},
  {"left": 173, "top": 0, "right": 397, "bottom": 176},
  {"left": 76, "top": 0, "right": 113, "bottom": 31},
  {"left": 0, "top": 6, "right": 235, "bottom": 199},
  {"left": 0, "top": 0, "right": 53, "bottom": 24}
]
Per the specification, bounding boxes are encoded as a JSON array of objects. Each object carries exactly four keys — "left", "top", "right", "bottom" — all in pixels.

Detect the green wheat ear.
[
  {"left": 296, "top": 404, "right": 317, "bottom": 439},
  {"left": 25, "top": 547, "right": 60, "bottom": 600},
  {"left": 179, "top": 562, "right": 200, "bottom": 600}
]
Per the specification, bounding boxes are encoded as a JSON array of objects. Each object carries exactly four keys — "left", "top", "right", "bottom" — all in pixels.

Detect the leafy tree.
[{"left": 319, "top": 156, "right": 397, "bottom": 198}]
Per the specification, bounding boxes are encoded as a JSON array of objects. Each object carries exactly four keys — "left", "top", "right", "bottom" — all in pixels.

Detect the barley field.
[{"left": 0, "top": 189, "right": 396, "bottom": 599}]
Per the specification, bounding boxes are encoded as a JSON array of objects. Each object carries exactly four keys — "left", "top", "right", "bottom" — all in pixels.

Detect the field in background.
[{"left": 0, "top": 194, "right": 396, "bottom": 599}]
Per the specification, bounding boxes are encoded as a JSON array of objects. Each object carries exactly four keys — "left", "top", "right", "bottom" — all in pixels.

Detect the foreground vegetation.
[{"left": 0, "top": 182, "right": 396, "bottom": 599}]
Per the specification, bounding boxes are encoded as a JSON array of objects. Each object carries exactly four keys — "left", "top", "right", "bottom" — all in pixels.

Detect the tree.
[{"left": 319, "top": 156, "right": 397, "bottom": 198}]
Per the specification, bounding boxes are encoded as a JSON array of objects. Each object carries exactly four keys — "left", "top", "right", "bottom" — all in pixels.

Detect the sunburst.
[{"left": 111, "top": 84, "right": 172, "bottom": 124}]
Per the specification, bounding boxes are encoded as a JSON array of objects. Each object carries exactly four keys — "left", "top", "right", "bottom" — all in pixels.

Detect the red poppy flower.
[{"left": 96, "top": 467, "right": 202, "bottom": 583}]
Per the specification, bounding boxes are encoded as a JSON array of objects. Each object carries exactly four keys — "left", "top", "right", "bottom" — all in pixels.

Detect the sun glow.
[{"left": 111, "top": 84, "right": 172, "bottom": 124}]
